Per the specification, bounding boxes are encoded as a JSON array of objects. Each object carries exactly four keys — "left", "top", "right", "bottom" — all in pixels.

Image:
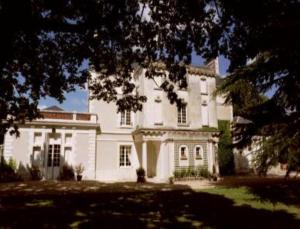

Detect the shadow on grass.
[
  {"left": 0, "top": 181, "right": 300, "bottom": 228},
  {"left": 216, "top": 176, "right": 300, "bottom": 207}
]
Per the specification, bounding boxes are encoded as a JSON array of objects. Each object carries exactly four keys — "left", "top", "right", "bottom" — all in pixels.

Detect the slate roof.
[{"left": 43, "top": 105, "right": 64, "bottom": 111}]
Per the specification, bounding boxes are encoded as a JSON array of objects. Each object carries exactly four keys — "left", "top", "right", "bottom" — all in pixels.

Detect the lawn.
[{"left": 0, "top": 178, "right": 300, "bottom": 228}]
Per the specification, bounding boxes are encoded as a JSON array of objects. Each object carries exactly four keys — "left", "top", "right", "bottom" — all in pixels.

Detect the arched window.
[
  {"left": 179, "top": 145, "right": 189, "bottom": 166},
  {"left": 194, "top": 145, "right": 203, "bottom": 165},
  {"left": 179, "top": 145, "right": 188, "bottom": 160}
]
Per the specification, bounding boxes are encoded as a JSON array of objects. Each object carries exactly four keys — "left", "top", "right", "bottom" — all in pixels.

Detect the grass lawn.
[{"left": 0, "top": 177, "right": 300, "bottom": 228}]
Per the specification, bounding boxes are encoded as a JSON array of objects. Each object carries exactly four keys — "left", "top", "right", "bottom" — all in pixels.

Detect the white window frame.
[
  {"left": 200, "top": 78, "right": 208, "bottom": 95},
  {"left": 177, "top": 103, "right": 187, "bottom": 125},
  {"left": 120, "top": 110, "right": 132, "bottom": 127},
  {"left": 194, "top": 145, "right": 204, "bottom": 160},
  {"left": 201, "top": 103, "right": 209, "bottom": 126},
  {"left": 179, "top": 145, "right": 188, "bottom": 160},
  {"left": 119, "top": 145, "right": 132, "bottom": 168}
]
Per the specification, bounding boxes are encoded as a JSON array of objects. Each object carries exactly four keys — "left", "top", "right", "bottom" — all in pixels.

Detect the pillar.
[{"left": 142, "top": 141, "right": 147, "bottom": 175}]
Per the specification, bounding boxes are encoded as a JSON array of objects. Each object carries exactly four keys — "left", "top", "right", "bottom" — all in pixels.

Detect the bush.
[
  {"left": 59, "top": 164, "right": 75, "bottom": 181},
  {"left": 27, "top": 164, "right": 43, "bottom": 181},
  {"left": 0, "top": 156, "right": 22, "bottom": 183},
  {"left": 173, "top": 166, "right": 212, "bottom": 180},
  {"left": 136, "top": 167, "right": 146, "bottom": 183}
]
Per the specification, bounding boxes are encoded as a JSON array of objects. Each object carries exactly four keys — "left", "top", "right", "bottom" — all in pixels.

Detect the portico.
[{"left": 133, "top": 127, "right": 220, "bottom": 181}]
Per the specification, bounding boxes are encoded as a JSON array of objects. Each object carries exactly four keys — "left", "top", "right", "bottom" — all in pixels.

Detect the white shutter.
[{"left": 201, "top": 104, "right": 209, "bottom": 126}]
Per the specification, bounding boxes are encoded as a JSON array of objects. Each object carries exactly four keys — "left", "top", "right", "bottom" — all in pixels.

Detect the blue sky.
[{"left": 39, "top": 55, "right": 230, "bottom": 112}]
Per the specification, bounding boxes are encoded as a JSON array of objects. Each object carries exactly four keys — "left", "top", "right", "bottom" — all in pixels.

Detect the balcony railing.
[{"left": 40, "top": 111, "right": 97, "bottom": 123}]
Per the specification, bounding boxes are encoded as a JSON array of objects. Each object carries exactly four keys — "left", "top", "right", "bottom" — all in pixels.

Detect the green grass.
[
  {"left": 201, "top": 186, "right": 300, "bottom": 219},
  {"left": 1, "top": 179, "right": 300, "bottom": 228}
]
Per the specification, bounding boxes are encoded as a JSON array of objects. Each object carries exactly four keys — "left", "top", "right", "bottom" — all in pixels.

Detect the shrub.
[
  {"left": 74, "top": 163, "right": 85, "bottom": 175},
  {"left": 173, "top": 166, "right": 212, "bottom": 180},
  {"left": 0, "top": 156, "right": 22, "bottom": 182},
  {"left": 136, "top": 167, "right": 146, "bottom": 183},
  {"left": 196, "top": 166, "right": 212, "bottom": 179},
  {"left": 59, "top": 164, "right": 75, "bottom": 181},
  {"left": 27, "top": 164, "right": 43, "bottom": 181}
]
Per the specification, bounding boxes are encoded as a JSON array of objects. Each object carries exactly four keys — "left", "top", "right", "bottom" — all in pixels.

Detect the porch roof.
[{"left": 132, "top": 127, "right": 220, "bottom": 142}]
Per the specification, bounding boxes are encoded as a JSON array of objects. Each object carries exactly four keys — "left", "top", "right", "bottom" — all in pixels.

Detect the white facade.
[
  {"left": 3, "top": 63, "right": 230, "bottom": 182},
  {"left": 90, "top": 65, "right": 221, "bottom": 182},
  {"left": 3, "top": 110, "right": 98, "bottom": 180}
]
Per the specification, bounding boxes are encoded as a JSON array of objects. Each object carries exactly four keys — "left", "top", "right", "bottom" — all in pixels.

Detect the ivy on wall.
[{"left": 218, "top": 120, "right": 235, "bottom": 176}]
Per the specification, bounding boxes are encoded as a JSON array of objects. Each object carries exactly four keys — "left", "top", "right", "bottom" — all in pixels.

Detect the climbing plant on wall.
[{"left": 218, "top": 120, "right": 235, "bottom": 176}]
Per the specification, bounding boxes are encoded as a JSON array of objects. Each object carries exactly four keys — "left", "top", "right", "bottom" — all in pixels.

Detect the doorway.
[{"left": 46, "top": 134, "right": 62, "bottom": 179}]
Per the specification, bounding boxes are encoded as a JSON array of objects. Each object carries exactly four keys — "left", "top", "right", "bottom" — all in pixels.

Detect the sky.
[{"left": 39, "top": 55, "right": 230, "bottom": 113}]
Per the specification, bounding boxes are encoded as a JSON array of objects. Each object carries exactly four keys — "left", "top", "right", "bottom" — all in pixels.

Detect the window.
[
  {"left": 179, "top": 145, "right": 188, "bottom": 160},
  {"left": 120, "top": 110, "right": 132, "bottom": 126},
  {"left": 119, "top": 145, "right": 131, "bottom": 167},
  {"left": 34, "top": 132, "right": 42, "bottom": 144},
  {"left": 47, "top": 144, "right": 61, "bottom": 167},
  {"left": 154, "top": 97, "right": 163, "bottom": 125},
  {"left": 194, "top": 146, "right": 203, "bottom": 160},
  {"left": 201, "top": 104, "right": 209, "bottom": 126},
  {"left": 65, "top": 133, "right": 72, "bottom": 145},
  {"left": 200, "top": 78, "right": 208, "bottom": 94},
  {"left": 177, "top": 103, "right": 187, "bottom": 124}
]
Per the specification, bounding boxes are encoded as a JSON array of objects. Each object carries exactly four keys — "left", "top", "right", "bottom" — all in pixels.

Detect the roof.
[
  {"left": 150, "top": 62, "right": 217, "bottom": 77},
  {"left": 43, "top": 106, "right": 64, "bottom": 111}
]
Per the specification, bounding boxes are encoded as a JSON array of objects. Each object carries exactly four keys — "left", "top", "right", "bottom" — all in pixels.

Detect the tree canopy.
[{"left": 0, "top": 0, "right": 299, "bottom": 173}]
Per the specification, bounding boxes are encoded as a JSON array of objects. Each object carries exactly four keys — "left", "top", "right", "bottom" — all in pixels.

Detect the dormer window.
[
  {"left": 177, "top": 103, "right": 187, "bottom": 125},
  {"left": 120, "top": 110, "right": 132, "bottom": 126}
]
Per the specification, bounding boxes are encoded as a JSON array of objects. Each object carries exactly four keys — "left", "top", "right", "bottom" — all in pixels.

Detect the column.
[{"left": 142, "top": 141, "right": 147, "bottom": 174}]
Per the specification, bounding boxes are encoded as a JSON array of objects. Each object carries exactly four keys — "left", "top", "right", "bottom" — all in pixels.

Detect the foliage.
[
  {"left": 74, "top": 163, "right": 85, "bottom": 175},
  {"left": 59, "top": 164, "right": 75, "bottom": 181},
  {"left": 218, "top": 120, "right": 234, "bottom": 176},
  {"left": 8, "top": 157, "right": 17, "bottom": 171},
  {"left": 173, "top": 166, "right": 212, "bottom": 180},
  {"left": 27, "top": 164, "right": 43, "bottom": 181},
  {"left": 136, "top": 167, "right": 146, "bottom": 183},
  {"left": 213, "top": 1, "right": 300, "bottom": 175},
  {"left": 0, "top": 156, "right": 22, "bottom": 182},
  {"left": 0, "top": 1, "right": 299, "bottom": 172}
]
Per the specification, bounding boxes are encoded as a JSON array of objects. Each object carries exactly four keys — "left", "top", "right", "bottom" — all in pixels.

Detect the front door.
[
  {"left": 46, "top": 144, "right": 61, "bottom": 179},
  {"left": 46, "top": 133, "right": 62, "bottom": 179}
]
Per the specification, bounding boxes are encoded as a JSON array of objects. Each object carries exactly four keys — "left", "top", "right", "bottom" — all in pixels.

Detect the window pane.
[
  {"left": 53, "top": 144, "right": 60, "bottom": 167},
  {"left": 119, "top": 146, "right": 125, "bottom": 166},
  {"left": 121, "top": 112, "right": 125, "bottom": 125},
  {"left": 47, "top": 145, "right": 53, "bottom": 167},
  {"left": 178, "top": 104, "right": 187, "bottom": 124},
  {"left": 126, "top": 110, "right": 131, "bottom": 125},
  {"left": 120, "top": 145, "right": 131, "bottom": 167}
]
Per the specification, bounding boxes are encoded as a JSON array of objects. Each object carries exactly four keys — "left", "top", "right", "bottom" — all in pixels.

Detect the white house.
[
  {"left": 2, "top": 106, "right": 99, "bottom": 180},
  {"left": 2, "top": 61, "right": 233, "bottom": 182}
]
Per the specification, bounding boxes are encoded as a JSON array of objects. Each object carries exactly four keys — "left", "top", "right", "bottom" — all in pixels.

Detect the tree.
[
  {"left": 218, "top": 120, "right": 234, "bottom": 176},
  {"left": 0, "top": 0, "right": 208, "bottom": 135},
  {"left": 214, "top": 0, "right": 300, "bottom": 175},
  {"left": 0, "top": 1, "right": 299, "bottom": 174}
]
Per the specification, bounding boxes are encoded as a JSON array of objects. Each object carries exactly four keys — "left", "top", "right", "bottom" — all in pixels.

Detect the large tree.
[{"left": 0, "top": 0, "right": 299, "bottom": 173}]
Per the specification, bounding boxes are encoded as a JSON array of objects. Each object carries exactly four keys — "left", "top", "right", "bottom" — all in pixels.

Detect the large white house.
[{"left": 1, "top": 61, "right": 233, "bottom": 182}]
